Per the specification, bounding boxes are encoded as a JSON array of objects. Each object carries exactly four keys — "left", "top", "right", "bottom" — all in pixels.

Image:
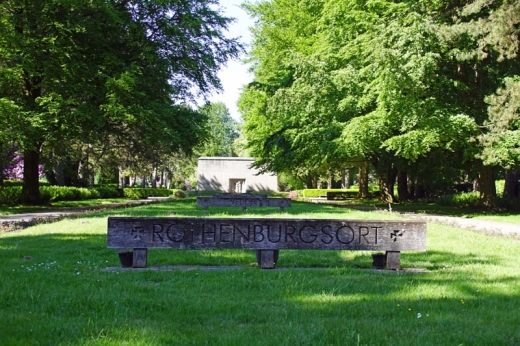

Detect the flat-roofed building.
[{"left": 197, "top": 157, "right": 278, "bottom": 192}]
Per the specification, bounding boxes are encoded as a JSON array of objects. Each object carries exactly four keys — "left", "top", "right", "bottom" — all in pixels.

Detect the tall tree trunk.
[
  {"left": 0, "top": 142, "right": 5, "bottom": 187},
  {"left": 118, "top": 162, "right": 127, "bottom": 188},
  {"left": 151, "top": 166, "right": 158, "bottom": 189},
  {"left": 52, "top": 158, "right": 66, "bottom": 186},
  {"left": 415, "top": 180, "right": 426, "bottom": 199},
  {"left": 378, "top": 166, "right": 397, "bottom": 203},
  {"left": 407, "top": 174, "right": 416, "bottom": 199},
  {"left": 478, "top": 164, "right": 496, "bottom": 207},
  {"left": 342, "top": 167, "right": 351, "bottom": 189},
  {"left": 397, "top": 170, "right": 409, "bottom": 201},
  {"left": 327, "top": 172, "right": 333, "bottom": 190},
  {"left": 503, "top": 170, "right": 519, "bottom": 198},
  {"left": 358, "top": 161, "right": 369, "bottom": 198},
  {"left": 21, "top": 147, "right": 42, "bottom": 205},
  {"left": 305, "top": 176, "right": 314, "bottom": 189}
]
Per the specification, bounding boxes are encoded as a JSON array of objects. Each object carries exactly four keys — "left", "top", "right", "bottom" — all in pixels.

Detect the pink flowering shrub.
[{"left": 287, "top": 191, "right": 299, "bottom": 199}]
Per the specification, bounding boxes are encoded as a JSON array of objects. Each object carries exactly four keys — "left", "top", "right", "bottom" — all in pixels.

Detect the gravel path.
[
  {"left": 0, "top": 198, "right": 166, "bottom": 231},
  {"left": 402, "top": 213, "right": 520, "bottom": 239}
]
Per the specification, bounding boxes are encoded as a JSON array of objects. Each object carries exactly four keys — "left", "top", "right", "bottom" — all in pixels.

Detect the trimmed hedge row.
[
  {"left": 300, "top": 189, "right": 348, "bottom": 198},
  {"left": 326, "top": 191, "right": 359, "bottom": 200},
  {"left": 0, "top": 186, "right": 22, "bottom": 205},
  {"left": 0, "top": 186, "right": 181, "bottom": 205},
  {"left": 41, "top": 186, "right": 122, "bottom": 202},
  {"left": 122, "top": 188, "right": 176, "bottom": 199},
  {"left": 438, "top": 192, "right": 480, "bottom": 208},
  {"left": 300, "top": 189, "right": 379, "bottom": 199}
]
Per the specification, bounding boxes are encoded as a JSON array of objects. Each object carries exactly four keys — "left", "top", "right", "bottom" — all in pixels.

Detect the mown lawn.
[{"left": 1, "top": 199, "right": 519, "bottom": 345}]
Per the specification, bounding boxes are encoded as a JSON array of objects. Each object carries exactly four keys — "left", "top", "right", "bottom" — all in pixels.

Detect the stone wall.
[{"left": 197, "top": 157, "right": 278, "bottom": 192}]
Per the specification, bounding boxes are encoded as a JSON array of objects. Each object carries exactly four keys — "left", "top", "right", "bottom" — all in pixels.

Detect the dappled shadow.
[
  {"left": 75, "top": 198, "right": 370, "bottom": 220},
  {"left": 247, "top": 182, "right": 277, "bottom": 192},
  {"left": 197, "top": 175, "right": 223, "bottom": 191},
  {"left": 1, "top": 229, "right": 520, "bottom": 344}
]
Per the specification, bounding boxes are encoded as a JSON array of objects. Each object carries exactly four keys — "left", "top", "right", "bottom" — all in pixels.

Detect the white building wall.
[{"left": 197, "top": 157, "right": 278, "bottom": 192}]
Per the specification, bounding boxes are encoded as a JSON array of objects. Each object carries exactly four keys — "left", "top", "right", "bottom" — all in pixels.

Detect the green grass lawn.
[
  {"left": 0, "top": 198, "right": 132, "bottom": 216},
  {"left": 1, "top": 199, "right": 519, "bottom": 345}
]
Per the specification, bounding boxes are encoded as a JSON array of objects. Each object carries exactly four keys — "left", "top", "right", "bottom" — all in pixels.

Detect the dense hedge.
[
  {"left": 122, "top": 188, "right": 176, "bottom": 199},
  {"left": 326, "top": 191, "right": 359, "bottom": 200},
  {"left": 301, "top": 188, "right": 379, "bottom": 199},
  {"left": 0, "top": 185, "right": 179, "bottom": 205},
  {"left": 300, "top": 189, "right": 344, "bottom": 198},
  {"left": 438, "top": 192, "right": 480, "bottom": 208},
  {"left": 0, "top": 186, "right": 22, "bottom": 205},
  {"left": 40, "top": 186, "right": 123, "bottom": 202}
]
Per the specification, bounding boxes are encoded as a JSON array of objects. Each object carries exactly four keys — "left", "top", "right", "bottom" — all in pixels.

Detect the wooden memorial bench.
[
  {"left": 108, "top": 217, "right": 426, "bottom": 270},
  {"left": 196, "top": 194, "right": 291, "bottom": 211}
]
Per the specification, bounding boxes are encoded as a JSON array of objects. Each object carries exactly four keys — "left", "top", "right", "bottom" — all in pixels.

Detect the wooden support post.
[
  {"left": 133, "top": 248, "right": 148, "bottom": 268},
  {"left": 256, "top": 250, "right": 279, "bottom": 269},
  {"left": 385, "top": 251, "right": 401, "bottom": 270}
]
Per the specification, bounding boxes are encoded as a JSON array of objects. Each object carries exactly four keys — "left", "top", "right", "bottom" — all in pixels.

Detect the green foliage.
[
  {"left": 173, "top": 190, "right": 186, "bottom": 198},
  {"left": 0, "top": 0, "right": 242, "bottom": 204},
  {"left": 0, "top": 185, "right": 176, "bottom": 204},
  {"left": 240, "top": 0, "right": 520, "bottom": 205},
  {"left": 478, "top": 77, "right": 520, "bottom": 169},
  {"left": 195, "top": 102, "right": 239, "bottom": 157},
  {"left": 40, "top": 186, "right": 123, "bottom": 202},
  {"left": 1, "top": 180, "right": 23, "bottom": 187},
  {"left": 301, "top": 189, "right": 354, "bottom": 198},
  {"left": 326, "top": 191, "right": 360, "bottom": 200},
  {"left": 122, "top": 187, "right": 173, "bottom": 199},
  {"left": 144, "top": 188, "right": 173, "bottom": 198},
  {"left": 438, "top": 192, "right": 481, "bottom": 208},
  {"left": 0, "top": 185, "right": 124, "bottom": 205},
  {"left": 0, "top": 186, "right": 22, "bottom": 206},
  {"left": 122, "top": 188, "right": 149, "bottom": 200}
]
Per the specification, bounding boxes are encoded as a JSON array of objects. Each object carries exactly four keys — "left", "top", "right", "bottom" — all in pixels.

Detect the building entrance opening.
[{"left": 229, "top": 179, "right": 246, "bottom": 193}]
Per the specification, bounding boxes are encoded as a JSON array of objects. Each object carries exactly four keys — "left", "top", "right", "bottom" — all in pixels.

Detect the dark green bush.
[
  {"left": 40, "top": 186, "right": 84, "bottom": 201},
  {"left": 0, "top": 186, "right": 22, "bottom": 205},
  {"left": 438, "top": 192, "right": 480, "bottom": 208},
  {"left": 173, "top": 190, "right": 186, "bottom": 198},
  {"left": 496, "top": 197, "right": 520, "bottom": 210},
  {"left": 122, "top": 188, "right": 149, "bottom": 200},
  {"left": 143, "top": 188, "right": 172, "bottom": 197},
  {"left": 94, "top": 186, "right": 121, "bottom": 198},
  {"left": 302, "top": 189, "right": 362, "bottom": 198},
  {"left": 326, "top": 191, "right": 359, "bottom": 200},
  {"left": 36, "top": 185, "right": 120, "bottom": 202},
  {"left": 301, "top": 189, "right": 333, "bottom": 198},
  {"left": 3, "top": 180, "right": 23, "bottom": 187}
]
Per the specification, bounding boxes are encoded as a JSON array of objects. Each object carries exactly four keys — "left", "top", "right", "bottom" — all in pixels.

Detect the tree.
[
  {"left": 0, "top": 0, "right": 241, "bottom": 204},
  {"left": 241, "top": 0, "right": 520, "bottom": 207},
  {"left": 439, "top": 0, "right": 520, "bottom": 204},
  {"left": 196, "top": 102, "right": 239, "bottom": 157}
]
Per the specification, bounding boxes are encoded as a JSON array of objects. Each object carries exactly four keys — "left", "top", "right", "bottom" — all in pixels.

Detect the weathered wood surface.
[
  {"left": 108, "top": 217, "right": 426, "bottom": 251},
  {"left": 196, "top": 196, "right": 291, "bottom": 211}
]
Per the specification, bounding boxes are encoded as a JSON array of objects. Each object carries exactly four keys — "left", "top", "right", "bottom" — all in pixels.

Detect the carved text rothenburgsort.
[{"left": 108, "top": 217, "right": 427, "bottom": 251}]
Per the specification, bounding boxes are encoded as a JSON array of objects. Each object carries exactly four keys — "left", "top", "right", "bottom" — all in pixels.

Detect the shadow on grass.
[{"left": 87, "top": 198, "right": 383, "bottom": 219}]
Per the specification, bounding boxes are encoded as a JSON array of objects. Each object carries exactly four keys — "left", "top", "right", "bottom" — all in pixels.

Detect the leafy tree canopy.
[{"left": 0, "top": 0, "right": 242, "bottom": 203}]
